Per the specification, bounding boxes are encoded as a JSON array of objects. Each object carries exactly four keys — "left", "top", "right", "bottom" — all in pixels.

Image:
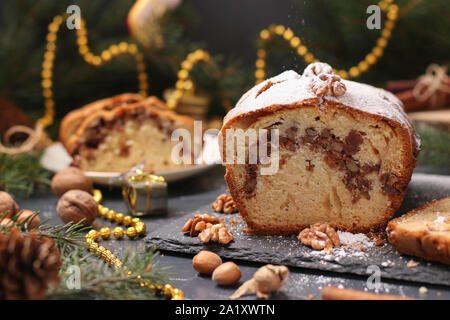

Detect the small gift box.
[{"left": 122, "top": 169, "right": 168, "bottom": 216}]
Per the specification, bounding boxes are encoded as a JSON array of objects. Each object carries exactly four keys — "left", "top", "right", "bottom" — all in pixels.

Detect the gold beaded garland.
[
  {"left": 255, "top": 0, "right": 398, "bottom": 83},
  {"left": 41, "top": 14, "right": 149, "bottom": 130},
  {"left": 83, "top": 189, "right": 184, "bottom": 300}
]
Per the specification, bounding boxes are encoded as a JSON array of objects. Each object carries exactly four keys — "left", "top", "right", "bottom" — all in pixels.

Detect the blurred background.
[{"left": 0, "top": 0, "right": 449, "bottom": 168}]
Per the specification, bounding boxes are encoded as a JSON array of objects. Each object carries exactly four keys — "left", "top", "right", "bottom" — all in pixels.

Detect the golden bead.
[
  {"left": 155, "top": 284, "right": 163, "bottom": 291},
  {"left": 290, "top": 37, "right": 301, "bottom": 48},
  {"left": 183, "top": 80, "right": 193, "bottom": 91},
  {"left": 172, "top": 294, "right": 184, "bottom": 300},
  {"left": 255, "top": 69, "right": 265, "bottom": 80},
  {"left": 119, "top": 42, "right": 129, "bottom": 53},
  {"left": 255, "top": 59, "right": 265, "bottom": 69},
  {"left": 99, "top": 227, "right": 111, "bottom": 240},
  {"left": 297, "top": 45, "right": 308, "bottom": 56},
  {"left": 131, "top": 218, "right": 141, "bottom": 226},
  {"left": 173, "top": 288, "right": 183, "bottom": 296},
  {"left": 304, "top": 53, "right": 315, "bottom": 64},
  {"left": 113, "top": 227, "right": 125, "bottom": 239},
  {"left": 107, "top": 210, "right": 116, "bottom": 221},
  {"left": 377, "top": 37, "right": 388, "bottom": 48},
  {"left": 92, "top": 189, "right": 103, "bottom": 203},
  {"left": 97, "top": 245, "right": 106, "bottom": 256},
  {"left": 259, "top": 29, "right": 270, "bottom": 40},
  {"left": 178, "top": 69, "right": 188, "bottom": 80},
  {"left": 101, "top": 51, "right": 112, "bottom": 61},
  {"left": 274, "top": 25, "right": 285, "bottom": 35},
  {"left": 114, "top": 213, "right": 124, "bottom": 224},
  {"left": 84, "top": 236, "right": 94, "bottom": 246},
  {"left": 42, "top": 79, "right": 52, "bottom": 89},
  {"left": 89, "top": 242, "right": 99, "bottom": 253},
  {"left": 257, "top": 49, "right": 266, "bottom": 59},
  {"left": 128, "top": 43, "right": 138, "bottom": 54},
  {"left": 46, "top": 42, "right": 56, "bottom": 51},
  {"left": 173, "top": 90, "right": 183, "bottom": 100},
  {"left": 283, "top": 29, "right": 294, "bottom": 40},
  {"left": 46, "top": 33, "right": 57, "bottom": 43},
  {"left": 126, "top": 227, "right": 138, "bottom": 239},
  {"left": 181, "top": 61, "right": 193, "bottom": 70},
  {"left": 381, "top": 29, "right": 391, "bottom": 39},
  {"left": 148, "top": 284, "right": 157, "bottom": 292},
  {"left": 358, "top": 61, "right": 369, "bottom": 72},
  {"left": 372, "top": 46, "right": 384, "bottom": 58},
  {"left": 365, "top": 53, "right": 377, "bottom": 65},
  {"left": 87, "top": 230, "right": 99, "bottom": 241},
  {"left": 175, "top": 80, "right": 184, "bottom": 90},
  {"left": 115, "top": 260, "right": 123, "bottom": 270},
  {"left": 163, "top": 284, "right": 174, "bottom": 297},
  {"left": 349, "top": 66, "right": 360, "bottom": 78},
  {"left": 135, "top": 222, "right": 146, "bottom": 235},
  {"left": 99, "top": 207, "right": 109, "bottom": 218},
  {"left": 109, "top": 44, "right": 119, "bottom": 56}
]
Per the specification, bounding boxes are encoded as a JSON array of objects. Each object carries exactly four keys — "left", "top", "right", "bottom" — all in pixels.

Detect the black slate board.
[{"left": 145, "top": 173, "right": 450, "bottom": 286}]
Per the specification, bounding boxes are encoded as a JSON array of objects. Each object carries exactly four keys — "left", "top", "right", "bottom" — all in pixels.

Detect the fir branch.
[
  {"left": 0, "top": 151, "right": 52, "bottom": 198},
  {"left": 37, "top": 220, "right": 88, "bottom": 255},
  {"left": 46, "top": 247, "right": 174, "bottom": 300}
]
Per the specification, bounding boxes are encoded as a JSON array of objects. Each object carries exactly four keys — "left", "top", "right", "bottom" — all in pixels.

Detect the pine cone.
[{"left": 0, "top": 228, "right": 61, "bottom": 300}]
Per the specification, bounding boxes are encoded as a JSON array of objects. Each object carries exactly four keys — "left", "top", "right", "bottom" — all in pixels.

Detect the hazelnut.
[
  {"left": 51, "top": 167, "right": 93, "bottom": 197},
  {"left": 17, "top": 209, "right": 40, "bottom": 229},
  {"left": 0, "top": 191, "right": 19, "bottom": 218},
  {"left": 212, "top": 261, "right": 241, "bottom": 286},
  {"left": 57, "top": 190, "right": 99, "bottom": 226},
  {"left": 193, "top": 251, "right": 222, "bottom": 275}
]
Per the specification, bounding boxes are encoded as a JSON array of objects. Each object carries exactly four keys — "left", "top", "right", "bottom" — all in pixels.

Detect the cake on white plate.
[{"left": 62, "top": 96, "right": 196, "bottom": 173}]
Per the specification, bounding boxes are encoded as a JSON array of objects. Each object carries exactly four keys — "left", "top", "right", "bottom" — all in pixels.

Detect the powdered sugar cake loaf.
[
  {"left": 220, "top": 63, "right": 420, "bottom": 235},
  {"left": 64, "top": 96, "right": 195, "bottom": 173}
]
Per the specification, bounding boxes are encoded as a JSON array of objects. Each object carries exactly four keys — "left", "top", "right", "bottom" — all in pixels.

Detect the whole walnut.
[
  {"left": 56, "top": 190, "right": 99, "bottom": 226},
  {"left": 0, "top": 191, "right": 19, "bottom": 218},
  {"left": 51, "top": 167, "right": 93, "bottom": 197}
]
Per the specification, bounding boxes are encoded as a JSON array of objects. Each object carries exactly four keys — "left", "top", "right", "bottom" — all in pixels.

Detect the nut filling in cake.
[{"left": 221, "top": 63, "right": 420, "bottom": 235}]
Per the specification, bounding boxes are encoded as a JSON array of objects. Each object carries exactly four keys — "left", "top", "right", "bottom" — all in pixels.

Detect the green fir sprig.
[{"left": 0, "top": 152, "right": 52, "bottom": 198}]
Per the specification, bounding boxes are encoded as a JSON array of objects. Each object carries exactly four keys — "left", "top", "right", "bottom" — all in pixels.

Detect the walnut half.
[
  {"left": 298, "top": 223, "right": 340, "bottom": 252},
  {"left": 182, "top": 213, "right": 234, "bottom": 244},
  {"left": 212, "top": 193, "right": 237, "bottom": 214}
]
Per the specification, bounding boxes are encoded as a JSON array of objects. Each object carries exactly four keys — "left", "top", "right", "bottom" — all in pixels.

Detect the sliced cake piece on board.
[
  {"left": 220, "top": 63, "right": 420, "bottom": 235},
  {"left": 387, "top": 197, "right": 450, "bottom": 265}
]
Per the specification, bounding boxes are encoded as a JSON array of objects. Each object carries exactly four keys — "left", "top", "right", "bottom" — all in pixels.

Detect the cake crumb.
[
  {"left": 307, "top": 294, "right": 314, "bottom": 300},
  {"left": 419, "top": 286, "right": 428, "bottom": 295},
  {"left": 407, "top": 260, "right": 419, "bottom": 268}
]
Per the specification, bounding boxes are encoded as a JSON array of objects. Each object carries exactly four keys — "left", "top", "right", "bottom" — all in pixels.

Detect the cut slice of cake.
[
  {"left": 220, "top": 63, "right": 420, "bottom": 235},
  {"left": 387, "top": 197, "right": 450, "bottom": 265},
  {"left": 65, "top": 96, "right": 195, "bottom": 173},
  {"left": 60, "top": 93, "right": 143, "bottom": 147}
]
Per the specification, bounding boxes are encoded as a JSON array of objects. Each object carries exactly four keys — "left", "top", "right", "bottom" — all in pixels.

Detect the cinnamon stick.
[{"left": 322, "top": 286, "right": 415, "bottom": 300}]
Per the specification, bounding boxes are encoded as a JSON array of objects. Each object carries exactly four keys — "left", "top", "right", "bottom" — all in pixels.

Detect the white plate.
[{"left": 40, "top": 134, "right": 221, "bottom": 185}]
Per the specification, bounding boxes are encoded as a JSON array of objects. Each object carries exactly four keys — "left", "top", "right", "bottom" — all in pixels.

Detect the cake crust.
[{"left": 220, "top": 66, "right": 420, "bottom": 235}]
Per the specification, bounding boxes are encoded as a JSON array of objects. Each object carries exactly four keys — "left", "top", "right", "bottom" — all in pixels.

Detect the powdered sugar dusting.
[
  {"left": 223, "top": 69, "right": 416, "bottom": 150},
  {"left": 337, "top": 231, "right": 374, "bottom": 247}
]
